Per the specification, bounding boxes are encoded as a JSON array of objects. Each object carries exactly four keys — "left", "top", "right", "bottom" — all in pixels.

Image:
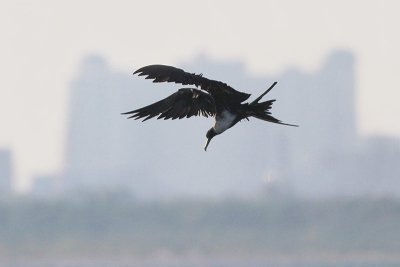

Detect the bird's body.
[
  {"left": 214, "top": 110, "right": 237, "bottom": 134},
  {"left": 123, "top": 64, "right": 297, "bottom": 150}
]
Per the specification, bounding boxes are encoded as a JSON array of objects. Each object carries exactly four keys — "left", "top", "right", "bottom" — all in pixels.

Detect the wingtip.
[
  {"left": 121, "top": 110, "right": 137, "bottom": 115},
  {"left": 133, "top": 68, "right": 140, "bottom": 75},
  {"left": 133, "top": 67, "right": 145, "bottom": 75},
  {"left": 283, "top": 122, "right": 299, "bottom": 127}
]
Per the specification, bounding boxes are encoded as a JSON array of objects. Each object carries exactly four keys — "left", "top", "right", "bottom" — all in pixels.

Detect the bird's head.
[{"left": 204, "top": 128, "right": 217, "bottom": 151}]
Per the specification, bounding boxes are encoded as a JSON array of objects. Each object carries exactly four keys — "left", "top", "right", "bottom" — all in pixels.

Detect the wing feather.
[
  {"left": 133, "top": 64, "right": 250, "bottom": 103},
  {"left": 122, "top": 88, "right": 216, "bottom": 121}
]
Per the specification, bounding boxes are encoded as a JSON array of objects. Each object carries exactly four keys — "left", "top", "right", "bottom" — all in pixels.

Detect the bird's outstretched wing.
[
  {"left": 134, "top": 64, "right": 251, "bottom": 103},
  {"left": 122, "top": 88, "right": 216, "bottom": 121}
]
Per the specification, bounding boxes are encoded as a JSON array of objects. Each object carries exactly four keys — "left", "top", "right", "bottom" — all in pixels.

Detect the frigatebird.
[{"left": 123, "top": 65, "right": 297, "bottom": 151}]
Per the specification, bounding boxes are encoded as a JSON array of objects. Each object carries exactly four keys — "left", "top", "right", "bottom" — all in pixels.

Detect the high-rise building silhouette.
[
  {"left": 63, "top": 51, "right": 400, "bottom": 198},
  {"left": 64, "top": 56, "right": 141, "bottom": 192}
]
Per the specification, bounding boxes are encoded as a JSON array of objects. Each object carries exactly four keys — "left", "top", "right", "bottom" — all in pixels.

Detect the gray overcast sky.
[{"left": 0, "top": 0, "right": 399, "bottom": 190}]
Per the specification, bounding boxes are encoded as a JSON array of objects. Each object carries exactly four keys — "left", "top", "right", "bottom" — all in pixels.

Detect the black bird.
[{"left": 123, "top": 65, "right": 297, "bottom": 151}]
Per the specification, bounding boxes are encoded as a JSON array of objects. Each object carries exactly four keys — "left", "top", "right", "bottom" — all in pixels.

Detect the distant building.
[
  {"left": 63, "top": 51, "right": 400, "bottom": 198},
  {"left": 0, "top": 149, "right": 12, "bottom": 194},
  {"left": 64, "top": 56, "right": 143, "bottom": 193},
  {"left": 269, "top": 51, "right": 400, "bottom": 196}
]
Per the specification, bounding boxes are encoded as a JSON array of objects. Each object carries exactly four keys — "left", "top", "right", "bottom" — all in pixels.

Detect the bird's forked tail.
[{"left": 247, "top": 82, "right": 298, "bottom": 127}]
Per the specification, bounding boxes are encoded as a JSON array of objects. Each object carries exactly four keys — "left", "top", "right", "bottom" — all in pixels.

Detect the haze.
[{"left": 0, "top": 0, "right": 399, "bottom": 191}]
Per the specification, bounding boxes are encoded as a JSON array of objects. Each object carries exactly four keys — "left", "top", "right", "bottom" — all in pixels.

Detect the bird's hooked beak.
[
  {"left": 204, "top": 138, "right": 212, "bottom": 151},
  {"left": 204, "top": 128, "right": 217, "bottom": 151}
]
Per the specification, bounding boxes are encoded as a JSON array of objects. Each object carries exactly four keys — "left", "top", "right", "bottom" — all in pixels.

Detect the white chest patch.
[{"left": 213, "top": 110, "right": 237, "bottom": 134}]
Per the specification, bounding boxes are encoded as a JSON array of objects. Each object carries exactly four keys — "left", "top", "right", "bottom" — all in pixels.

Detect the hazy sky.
[{"left": 1, "top": 0, "right": 399, "bottom": 190}]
